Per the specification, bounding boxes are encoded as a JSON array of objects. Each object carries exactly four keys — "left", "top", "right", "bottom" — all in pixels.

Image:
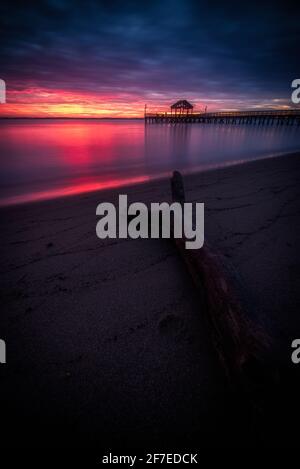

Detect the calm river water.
[{"left": 0, "top": 118, "right": 299, "bottom": 205}]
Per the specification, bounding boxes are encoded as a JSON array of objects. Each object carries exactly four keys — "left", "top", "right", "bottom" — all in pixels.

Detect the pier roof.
[{"left": 171, "top": 100, "right": 193, "bottom": 109}]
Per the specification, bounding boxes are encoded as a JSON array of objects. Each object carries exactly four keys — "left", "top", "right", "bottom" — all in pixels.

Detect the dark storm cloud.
[{"left": 0, "top": 0, "right": 299, "bottom": 101}]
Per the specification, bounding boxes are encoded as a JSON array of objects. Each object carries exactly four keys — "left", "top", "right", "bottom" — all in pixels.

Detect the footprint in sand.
[{"left": 158, "top": 314, "right": 185, "bottom": 338}]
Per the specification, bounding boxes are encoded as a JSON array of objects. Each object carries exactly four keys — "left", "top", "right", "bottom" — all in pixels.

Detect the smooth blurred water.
[{"left": 0, "top": 118, "right": 300, "bottom": 206}]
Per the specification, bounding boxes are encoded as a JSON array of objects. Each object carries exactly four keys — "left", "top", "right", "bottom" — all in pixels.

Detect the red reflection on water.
[
  {"left": 2, "top": 119, "right": 299, "bottom": 207},
  {"left": 0, "top": 175, "right": 150, "bottom": 206},
  {"left": 0, "top": 119, "right": 146, "bottom": 206}
]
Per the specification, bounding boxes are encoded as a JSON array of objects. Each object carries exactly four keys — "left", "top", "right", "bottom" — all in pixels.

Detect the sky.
[{"left": 0, "top": 0, "right": 299, "bottom": 117}]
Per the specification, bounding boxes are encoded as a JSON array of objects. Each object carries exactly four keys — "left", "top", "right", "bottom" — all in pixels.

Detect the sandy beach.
[{"left": 1, "top": 152, "right": 300, "bottom": 448}]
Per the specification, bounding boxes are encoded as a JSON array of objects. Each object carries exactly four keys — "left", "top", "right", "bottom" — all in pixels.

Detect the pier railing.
[{"left": 145, "top": 109, "right": 300, "bottom": 126}]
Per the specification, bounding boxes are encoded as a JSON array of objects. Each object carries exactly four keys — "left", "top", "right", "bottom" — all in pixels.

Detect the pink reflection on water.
[
  {"left": 0, "top": 119, "right": 146, "bottom": 206},
  {"left": 0, "top": 174, "right": 150, "bottom": 206},
  {"left": 1, "top": 118, "right": 300, "bottom": 207}
]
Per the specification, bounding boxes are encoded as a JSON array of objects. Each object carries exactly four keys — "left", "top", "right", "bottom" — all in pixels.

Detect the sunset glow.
[
  {"left": 1, "top": 1, "right": 298, "bottom": 118},
  {"left": 0, "top": 87, "right": 294, "bottom": 118}
]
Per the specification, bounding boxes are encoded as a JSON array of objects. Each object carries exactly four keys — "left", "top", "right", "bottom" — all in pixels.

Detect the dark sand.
[{"left": 0, "top": 152, "right": 300, "bottom": 448}]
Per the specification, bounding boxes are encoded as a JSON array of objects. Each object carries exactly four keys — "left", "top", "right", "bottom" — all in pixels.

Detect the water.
[{"left": 0, "top": 118, "right": 299, "bottom": 206}]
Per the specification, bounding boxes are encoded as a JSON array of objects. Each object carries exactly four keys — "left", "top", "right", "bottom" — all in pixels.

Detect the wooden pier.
[{"left": 145, "top": 109, "right": 300, "bottom": 126}]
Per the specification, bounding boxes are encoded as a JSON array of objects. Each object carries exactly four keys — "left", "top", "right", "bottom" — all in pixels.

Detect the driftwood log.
[
  {"left": 128, "top": 171, "right": 278, "bottom": 443},
  {"left": 170, "top": 171, "right": 271, "bottom": 389}
]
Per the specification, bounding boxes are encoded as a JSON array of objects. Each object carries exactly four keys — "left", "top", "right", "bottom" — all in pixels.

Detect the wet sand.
[{"left": 0, "top": 152, "right": 299, "bottom": 448}]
